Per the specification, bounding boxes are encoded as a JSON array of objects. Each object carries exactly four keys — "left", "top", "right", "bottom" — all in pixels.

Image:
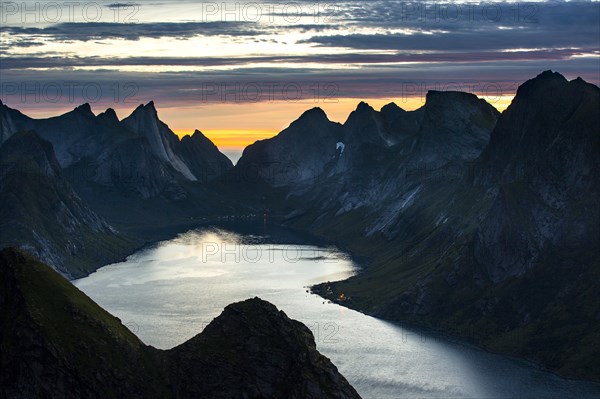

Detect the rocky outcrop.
[
  {"left": 167, "top": 298, "right": 360, "bottom": 399},
  {"left": 0, "top": 248, "right": 361, "bottom": 399},
  {"left": 174, "top": 129, "right": 233, "bottom": 183},
  {"left": 406, "top": 91, "right": 499, "bottom": 167},
  {"left": 0, "top": 99, "right": 34, "bottom": 143}
]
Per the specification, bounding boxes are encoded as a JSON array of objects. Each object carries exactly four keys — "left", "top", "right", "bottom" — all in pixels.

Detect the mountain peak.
[
  {"left": 343, "top": 101, "right": 376, "bottom": 125},
  {"left": 423, "top": 90, "right": 497, "bottom": 114},
  {"left": 129, "top": 101, "right": 159, "bottom": 121},
  {"left": 513, "top": 70, "right": 574, "bottom": 101},
  {"left": 187, "top": 129, "right": 213, "bottom": 145},
  {"left": 98, "top": 108, "right": 119, "bottom": 122},
  {"left": 145, "top": 100, "right": 157, "bottom": 111},
  {"left": 381, "top": 102, "right": 404, "bottom": 113},
  {"left": 74, "top": 103, "right": 94, "bottom": 116},
  {"left": 355, "top": 101, "right": 374, "bottom": 112},
  {"left": 535, "top": 70, "right": 567, "bottom": 82},
  {"left": 298, "top": 107, "right": 328, "bottom": 121}
]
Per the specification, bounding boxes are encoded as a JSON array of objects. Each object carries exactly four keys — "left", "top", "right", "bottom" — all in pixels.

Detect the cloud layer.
[{"left": 1, "top": 0, "right": 598, "bottom": 111}]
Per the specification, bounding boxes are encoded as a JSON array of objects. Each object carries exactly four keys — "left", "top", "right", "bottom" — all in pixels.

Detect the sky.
[{"left": 1, "top": 0, "right": 599, "bottom": 157}]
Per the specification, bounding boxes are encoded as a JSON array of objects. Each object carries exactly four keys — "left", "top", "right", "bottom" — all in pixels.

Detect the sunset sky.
[{"left": 1, "top": 0, "right": 599, "bottom": 159}]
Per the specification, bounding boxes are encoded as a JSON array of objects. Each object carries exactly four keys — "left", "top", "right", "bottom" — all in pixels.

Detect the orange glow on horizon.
[
  {"left": 173, "top": 129, "right": 277, "bottom": 149},
  {"left": 167, "top": 94, "right": 513, "bottom": 151},
  {"left": 12, "top": 94, "right": 514, "bottom": 152}
]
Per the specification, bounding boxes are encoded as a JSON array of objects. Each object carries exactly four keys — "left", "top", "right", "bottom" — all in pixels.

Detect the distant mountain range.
[
  {"left": 1, "top": 100, "right": 232, "bottom": 195},
  {"left": 1, "top": 70, "right": 598, "bottom": 380}
]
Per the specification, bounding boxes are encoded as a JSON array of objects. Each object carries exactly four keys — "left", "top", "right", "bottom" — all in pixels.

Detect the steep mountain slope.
[
  {"left": 0, "top": 100, "right": 34, "bottom": 143},
  {"left": 0, "top": 131, "right": 134, "bottom": 278},
  {"left": 473, "top": 71, "right": 600, "bottom": 283},
  {"left": 178, "top": 129, "right": 234, "bottom": 182},
  {"left": 235, "top": 107, "right": 344, "bottom": 186},
  {"left": 311, "top": 71, "right": 600, "bottom": 380},
  {"left": 0, "top": 248, "right": 361, "bottom": 399},
  {"left": 121, "top": 102, "right": 233, "bottom": 182},
  {"left": 407, "top": 91, "right": 499, "bottom": 167},
  {"left": 233, "top": 89, "right": 499, "bottom": 242}
]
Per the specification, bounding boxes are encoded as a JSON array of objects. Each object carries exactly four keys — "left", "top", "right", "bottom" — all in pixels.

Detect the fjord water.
[{"left": 75, "top": 228, "right": 600, "bottom": 399}]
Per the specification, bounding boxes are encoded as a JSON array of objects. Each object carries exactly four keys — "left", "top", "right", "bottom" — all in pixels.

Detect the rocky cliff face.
[
  {"left": 0, "top": 132, "right": 134, "bottom": 278},
  {"left": 233, "top": 89, "right": 499, "bottom": 246},
  {"left": 0, "top": 248, "right": 361, "bottom": 399},
  {"left": 178, "top": 129, "right": 234, "bottom": 183},
  {"left": 0, "top": 100, "right": 34, "bottom": 143},
  {"left": 473, "top": 71, "right": 600, "bottom": 282},
  {"left": 307, "top": 71, "right": 600, "bottom": 380},
  {"left": 119, "top": 103, "right": 233, "bottom": 185},
  {"left": 235, "top": 107, "right": 343, "bottom": 186},
  {"left": 407, "top": 91, "right": 499, "bottom": 167}
]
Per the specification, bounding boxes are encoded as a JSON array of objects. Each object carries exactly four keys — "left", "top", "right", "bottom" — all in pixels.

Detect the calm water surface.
[{"left": 74, "top": 228, "right": 600, "bottom": 399}]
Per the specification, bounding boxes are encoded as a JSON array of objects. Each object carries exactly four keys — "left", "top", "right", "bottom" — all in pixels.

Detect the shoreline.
[{"left": 311, "top": 284, "right": 600, "bottom": 386}]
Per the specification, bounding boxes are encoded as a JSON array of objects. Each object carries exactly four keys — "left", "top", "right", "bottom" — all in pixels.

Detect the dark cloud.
[
  {"left": 1, "top": 21, "right": 261, "bottom": 41},
  {"left": 302, "top": 1, "right": 600, "bottom": 52},
  {"left": 303, "top": 30, "right": 598, "bottom": 52},
  {"left": 105, "top": 3, "right": 140, "bottom": 8},
  {"left": 1, "top": 57, "right": 598, "bottom": 111},
  {"left": 1, "top": 48, "right": 595, "bottom": 71}
]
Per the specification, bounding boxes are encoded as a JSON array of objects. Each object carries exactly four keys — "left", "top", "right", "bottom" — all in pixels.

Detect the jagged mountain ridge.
[
  {"left": 0, "top": 100, "right": 233, "bottom": 199},
  {"left": 121, "top": 101, "right": 233, "bottom": 183},
  {"left": 0, "top": 248, "right": 361, "bottom": 399},
  {"left": 233, "top": 88, "right": 500, "bottom": 239}
]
